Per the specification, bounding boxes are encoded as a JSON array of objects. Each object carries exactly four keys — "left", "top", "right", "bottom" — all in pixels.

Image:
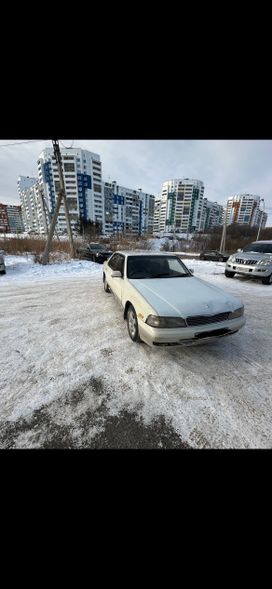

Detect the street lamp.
[{"left": 256, "top": 199, "right": 265, "bottom": 241}]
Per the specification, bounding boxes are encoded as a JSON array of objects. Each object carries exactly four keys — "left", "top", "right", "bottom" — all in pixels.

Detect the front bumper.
[
  {"left": 138, "top": 315, "right": 246, "bottom": 347},
  {"left": 226, "top": 262, "right": 272, "bottom": 277}
]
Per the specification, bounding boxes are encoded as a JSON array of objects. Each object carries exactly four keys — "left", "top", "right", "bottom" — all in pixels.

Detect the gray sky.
[{"left": 0, "top": 139, "right": 272, "bottom": 224}]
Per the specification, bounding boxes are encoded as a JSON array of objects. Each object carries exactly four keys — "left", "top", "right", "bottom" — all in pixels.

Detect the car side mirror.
[
  {"left": 189, "top": 268, "right": 194, "bottom": 274},
  {"left": 237, "top": 248, "right": 242, "bottom": 253},
  {"left": 111, "top": 270, "right": 122, "bottom": 278}
]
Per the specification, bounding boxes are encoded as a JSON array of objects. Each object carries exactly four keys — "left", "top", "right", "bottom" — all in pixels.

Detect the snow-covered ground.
[{"left": 0, "top": 254, "right": 272, "bottom": 448}]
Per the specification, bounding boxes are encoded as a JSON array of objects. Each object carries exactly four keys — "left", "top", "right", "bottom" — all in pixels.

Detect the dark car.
[
  {"left": 77, "top": 242, "right": 113, "bottom": 264},
  {"left": 199, "top": 250, "right": 229, "bottom": 262}
]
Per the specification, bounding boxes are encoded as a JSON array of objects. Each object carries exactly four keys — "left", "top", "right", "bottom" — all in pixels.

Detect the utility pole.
[
  {"left": 256, "top": 199, "right": 265, "bottom": 241},
  {"left": 41, "top": 140, "right": 75, "bottom": 264},
  {"left": 41, "top": 192, "right": 60, "bottom": 243},
  {"left": 220, "top": 211, "right": 227, "bottom": 252}
]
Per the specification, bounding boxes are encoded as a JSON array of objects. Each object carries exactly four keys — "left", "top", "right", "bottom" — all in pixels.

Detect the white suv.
[{"left": 225, "top": 241, "right": 272, "bottom": 285}]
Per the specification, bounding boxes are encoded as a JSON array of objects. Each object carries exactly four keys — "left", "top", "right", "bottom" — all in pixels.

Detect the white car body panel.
[
  {"left": 129, "top": 276, "right": 242, "bottom": 317},
  {"left": 103, "top": 252, "right": 245, "bottom": 347}
]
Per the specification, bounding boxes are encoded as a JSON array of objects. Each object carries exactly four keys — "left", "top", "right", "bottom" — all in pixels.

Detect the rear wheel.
[
  {"left": 127, "top": 305, "right": 141, "bottom": 342},
  {"left": 262, "top": 273, "right": 272, "bottom": 285},
  {"left": 225, "top": 270, "right": 235, "bottom": 278}
]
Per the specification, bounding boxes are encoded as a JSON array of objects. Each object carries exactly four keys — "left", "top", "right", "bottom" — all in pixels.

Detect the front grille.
[
  {"left": 235, "top": 258, "right": 258, "bottom": 265},
  {"left": 195, "top": 328, "right": 231, "bottom": 339},
  {"left": 186, "top": 312, "right": 229, "bottom": 327}
]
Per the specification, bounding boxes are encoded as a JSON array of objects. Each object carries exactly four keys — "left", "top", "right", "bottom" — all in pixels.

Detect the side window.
[
  {"left": 108, "top": 254, "right": 125, "bottom": 274},
  {"left": 108, "top": 254, "right": 118, "bottom": 270},
  {"left": 115, "top": 254, "right": 125, "bottom": 275}
]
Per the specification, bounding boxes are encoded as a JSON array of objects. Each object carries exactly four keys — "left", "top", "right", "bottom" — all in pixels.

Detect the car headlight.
[
  {"left": 146, "top": 315, "right": 187, "bottom": 328},
  {"left": 228, "top": 255, "right": 236, "bottom": 263},
  {"left": 229, "top": 306, "right": 244, "bottom": 319},
  {"left": 258, "top": 259, "right": 272, "bottom": 266}
]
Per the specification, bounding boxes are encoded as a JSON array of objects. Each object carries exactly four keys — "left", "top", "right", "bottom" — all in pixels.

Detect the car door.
[
  {"left": 205, "top": 251, "right": 213, "bottom": 260},
  {"left": 211, "top": 251, "right": 219, "bottom": 261},
  {"left": 106, "top": 253, "right": 125, "bottom": 303}
]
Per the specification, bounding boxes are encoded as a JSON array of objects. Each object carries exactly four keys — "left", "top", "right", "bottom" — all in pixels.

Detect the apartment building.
[
  {"left": 37, "top": 148, "right": 104, "bottom": 233},
  {"left": 0, "top": 203, "right": 10, "bottom": 232},
  {"left": 6, "top": 205, "right": 25, "bottom": 233},
  {"left": 202, "top": 199, "right": 224, "bottom": 230},
  {"left": 18, "top": 176, "right": 48, "bottom": 234},
  {"left": 226, "top": 194, "right": 267, "bottom": 228},
  {"left": 153, "top": 178, "right": 205, "bottom": 234},
  {"left": 103, "top": 181, "right": 155, "bottom": 236},
  {"left": 0, "top": 202, "right": 25, "bottom": 233}
]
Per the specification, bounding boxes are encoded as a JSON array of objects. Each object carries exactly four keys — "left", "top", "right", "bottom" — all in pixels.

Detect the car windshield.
[
  {"left": 89, "top": 244, "right": 106, "bottom": 251},
  {"left": 127, "top": 256, "right": 191, "bottom": 279},
  {"left": 242, "top": 243, "right": 272, "bottom": 254}
]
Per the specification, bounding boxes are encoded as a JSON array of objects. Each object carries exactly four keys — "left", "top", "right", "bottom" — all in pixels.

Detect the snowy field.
[{"left": 0, "top": 254, "right": 272, "bottom": 449}]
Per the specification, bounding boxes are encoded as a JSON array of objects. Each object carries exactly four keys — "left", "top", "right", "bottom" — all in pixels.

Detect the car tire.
[
  {"left": 103, "top": 274, "right": 111, "bottom": 292},
  {"left": 0, "top": 270, "right": 6, "bottom": 275},
  {"left": 262, "top": 273, "right": 272, "bottom": 285},
  {"left": 225, "top": 270, "right": 235, "bottom": 278},
  {"left": 127, "top": 304, "right": 141, "bottom": 342}
]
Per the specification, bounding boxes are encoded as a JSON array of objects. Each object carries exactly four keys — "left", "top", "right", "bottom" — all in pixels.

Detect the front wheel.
[
  {"left": 225, "top": 270, "right": 235, "bottom": 278},
  {"left": 127, "top": 305, "right": 141, "bottom": 342},
  {"left": 103, "top": 274, "right": 111, "bottom": 292},
  {"left": 262, "top": 273, "right": 272, "bottom": 285}
]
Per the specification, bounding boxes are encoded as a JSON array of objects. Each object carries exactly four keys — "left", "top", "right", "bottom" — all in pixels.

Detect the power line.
[{"left": 0, "top": 140, "right": 50, "bottom": 148}]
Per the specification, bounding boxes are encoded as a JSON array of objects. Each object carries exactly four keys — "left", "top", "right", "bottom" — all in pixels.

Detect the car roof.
[
  {"left": 113, "top": 251, "right": 183, "bottom": 257},
  {"left": 249, "top": 241, "right": 272, "bottom": 244}
]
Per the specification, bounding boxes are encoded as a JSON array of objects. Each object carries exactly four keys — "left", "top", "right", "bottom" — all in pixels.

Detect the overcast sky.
[{"left": 0, "top": 139, "right": 272, "bottom": 224}]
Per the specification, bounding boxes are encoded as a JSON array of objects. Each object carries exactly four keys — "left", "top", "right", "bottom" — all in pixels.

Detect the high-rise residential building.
[
  {"left": 153, "top": 178, "right": 205, "bottom": 234},
  {"left": 6, "top": 205, "right": 25, "bottom": 233},
  {"left": 0, "top": 203, "right": 10, "bottom": 233},
  {"left": 37, "top": 148, "right": 104, "bottom": 233},
  {"left": 18, "top": 176, "right": 48, "bottom": 234},
  {"left": 0, "top": 203, "right": 24, "bottom": 233},
  {"left": 226, "top": 194, "right": 267, "bottom": 228},
  {"left": 202, "top": 199, "right": 224, "bottom": 230},
  {"left": 103, "top": 181, "right": 155, "bottom": 236}
]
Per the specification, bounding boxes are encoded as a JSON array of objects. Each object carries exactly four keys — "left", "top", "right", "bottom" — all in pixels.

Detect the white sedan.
[{"left": 103, "top": 252, "right": 246, "bottom": 347}]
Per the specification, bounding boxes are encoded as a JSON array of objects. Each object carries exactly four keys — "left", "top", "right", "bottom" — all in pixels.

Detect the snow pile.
[{"left": 3, "top": 254, "right": 102, "bottom": 282}]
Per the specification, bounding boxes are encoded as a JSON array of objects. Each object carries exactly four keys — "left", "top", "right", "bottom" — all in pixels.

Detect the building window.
[
  {"left": 64, "top": 163, "right": 75, "bottom": 172},
  {"left": 94, "top": 184, "right": 102, "bottom": 193}
]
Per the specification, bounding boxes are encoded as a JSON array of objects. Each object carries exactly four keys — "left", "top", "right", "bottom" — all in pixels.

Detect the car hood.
[
  {"left": 236, "top": 252, "right": 272, "bottom": 261},
  {"left": 129, "top": 276, "right": 243, "bottom": 317}
]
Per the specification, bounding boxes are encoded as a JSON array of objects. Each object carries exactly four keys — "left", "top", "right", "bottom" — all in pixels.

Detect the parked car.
[
  {"left": 0, "top": 251, "right": 6, "bottom": 275},
  {"left": 199, "top": 250, "right": 229, "bottom": 262},
  {"left": 77, "top": 242, "right": 113, "bottom": 264},
  {"left": 103, "top": 252, "right": 245, "bottom": 347},
  {"left": 225, "top": 240, "right": 272, "bottom": 285}
]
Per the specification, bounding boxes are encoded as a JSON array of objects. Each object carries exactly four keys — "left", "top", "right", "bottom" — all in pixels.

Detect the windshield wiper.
[{"left": 151, "top": 273, "right": 190, "bottom": 278}]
